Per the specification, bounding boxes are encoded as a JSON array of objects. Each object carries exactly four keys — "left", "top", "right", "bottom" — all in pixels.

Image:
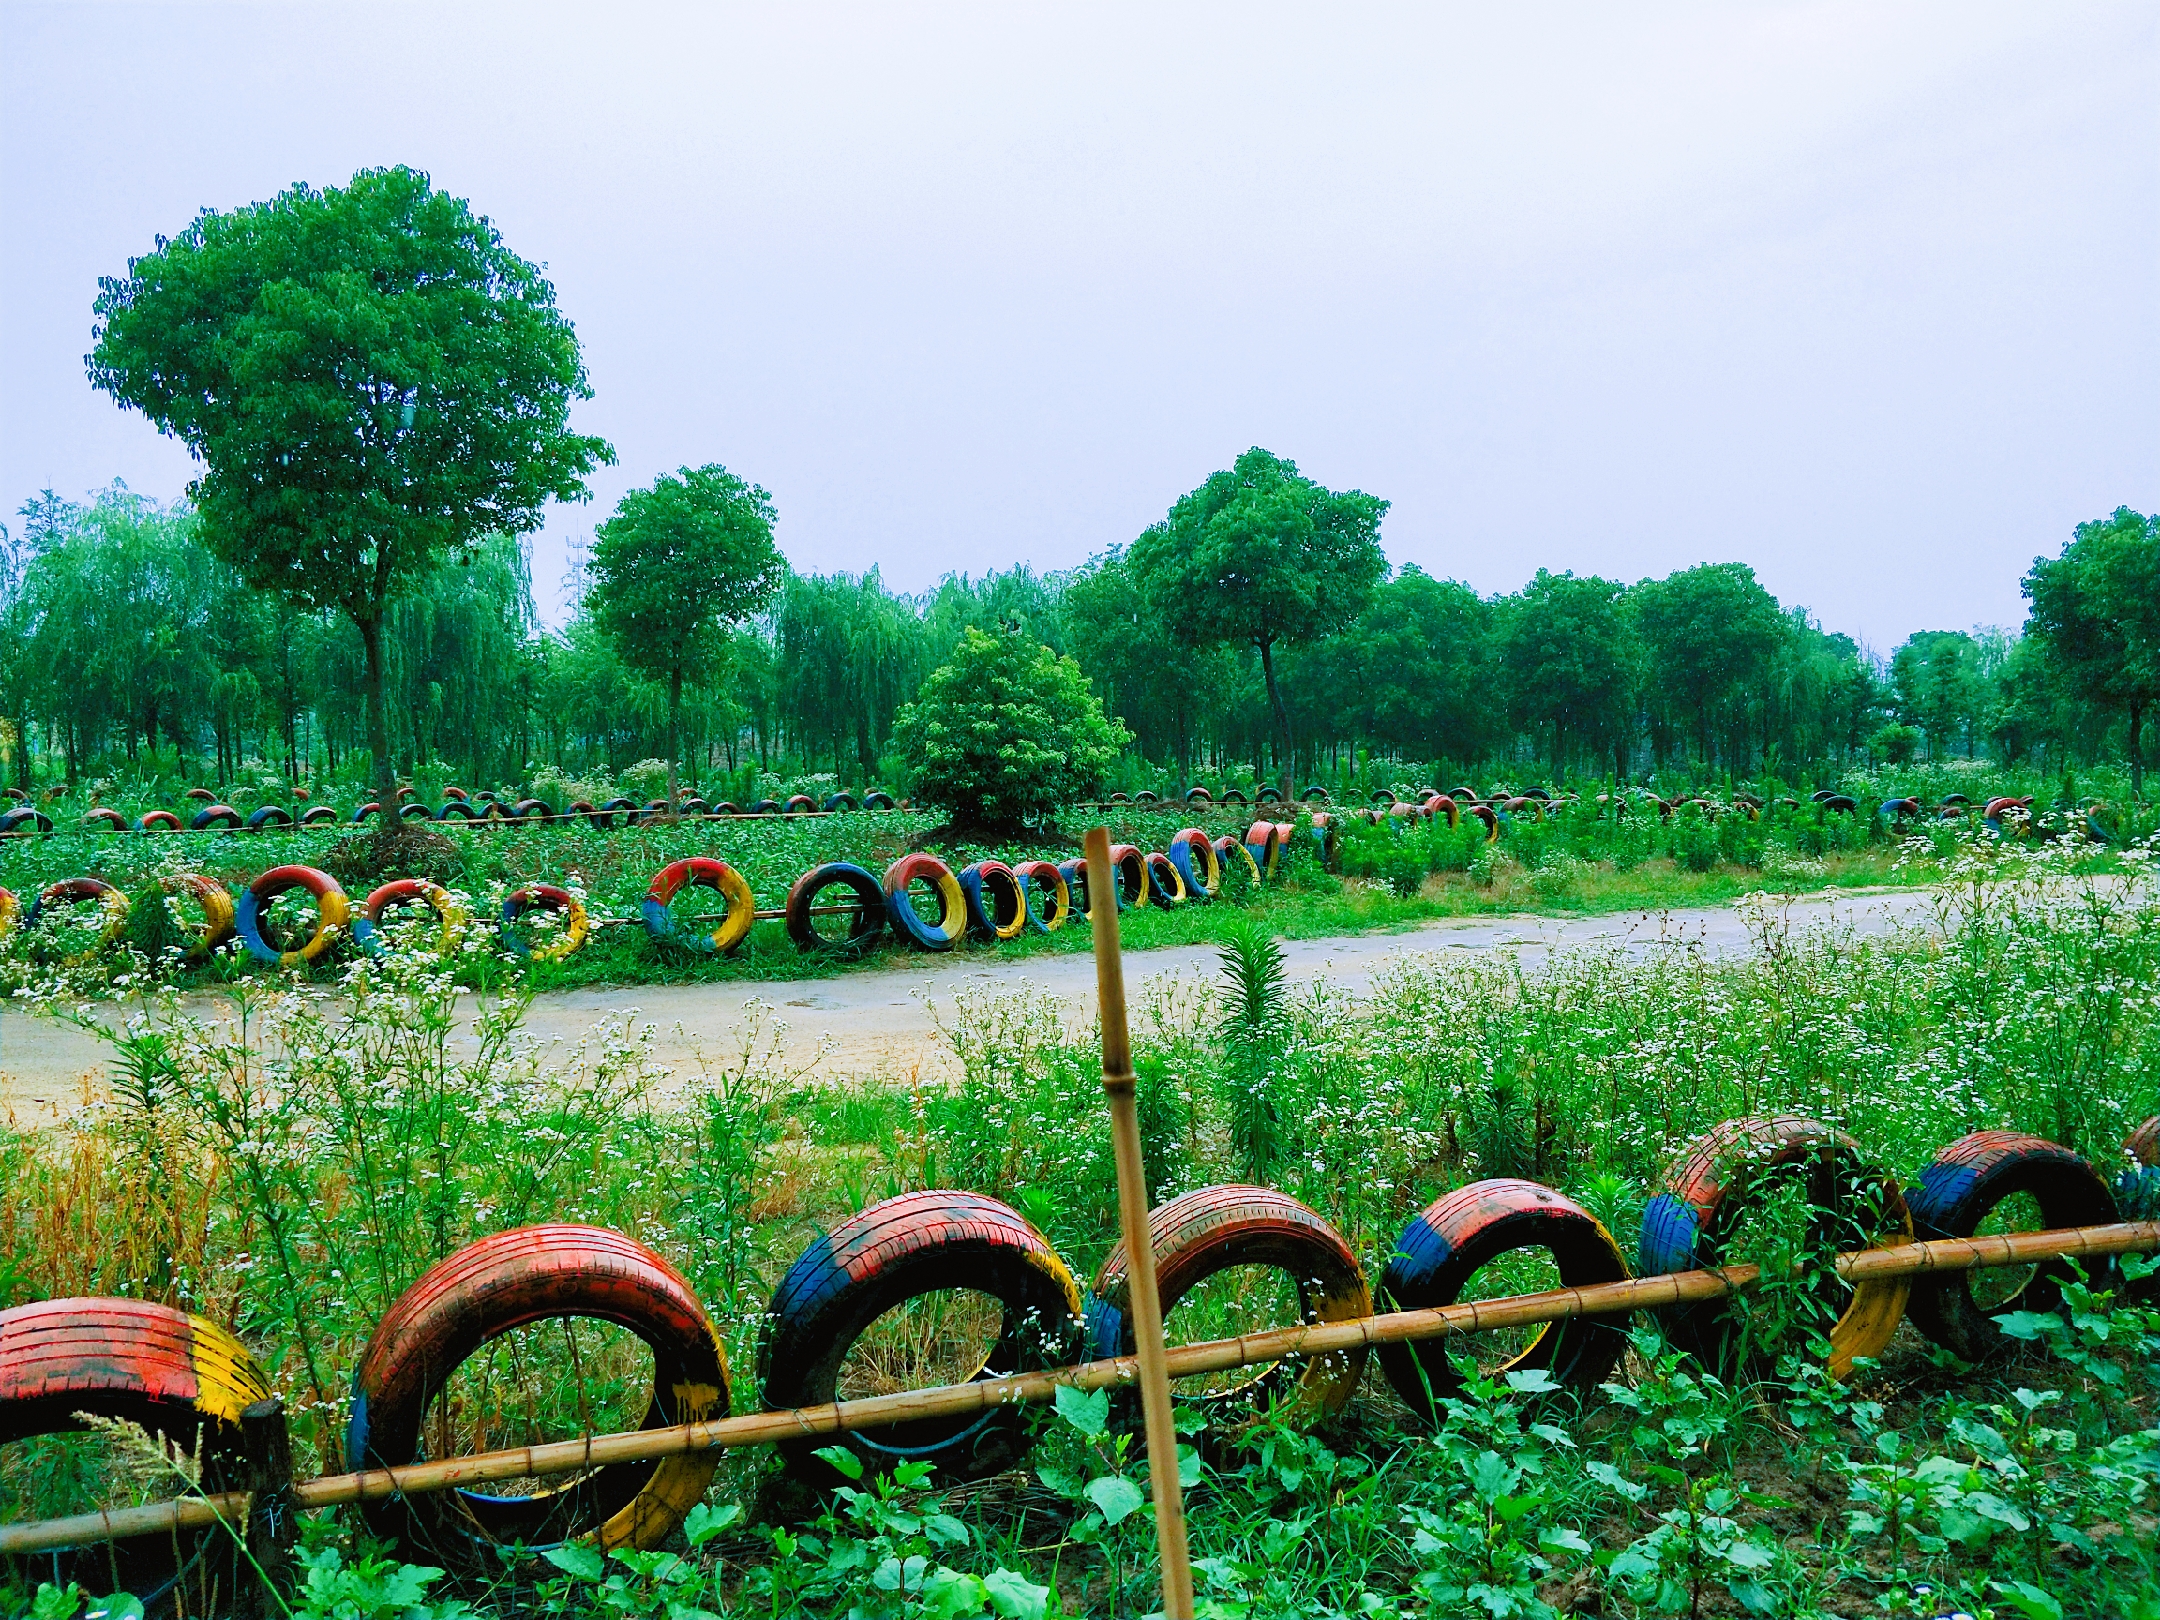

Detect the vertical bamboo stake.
[{"left": 1083, "top": 826, "right": 1195, "bottom": 1619}]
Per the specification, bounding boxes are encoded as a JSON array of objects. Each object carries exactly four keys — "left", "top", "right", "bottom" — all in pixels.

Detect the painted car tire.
[
  {"left": 245, "top": 805, "right": 294, "bottom": 831},
  {"left": 82, "top": 807, "right": 127, "bottom": 832},
  {"left": 1904, "top": 1132, "right": 2118, "bottom": 1363},
  {"left": 348, "top": 1224, "right": 728, "bottom": 1566},
  {"left": 26, "top": 877, "right": 131, "bottom": 961},
  {"left": 761, "top": 1191, "right": 1083, "bottom": 1484},
  {"left": 957, "top": 860, "right": 1029, "bottom": 942},
  {"left": 300, "top": 804, "right": 339, "bottom": 825},
  {"left": 1167, "top": 826, "right": 1221, "bottom": 901},
  {"left": 1213, "top": 834, "right": 1262, "bottom": 891},
  {"left": 512, "top": 798, "right": 553, "bottom": 820},
  {"left": 437, "top": 800, "right": 481, "bottom": 822},
  {"left": 0, "top": 808, "right": 53, "bottom": 834},
  {"left": 642, "top": 858, "right": 756, "bottom": 954},
  {"left": 1056, "top": 858, "right": 1099, "bottom": 923},
  {"left": 397, "top": 801, "right": 436, "bottom": 821},
  {"left": 883, "top": 853, "right": 966, "bottom": 950},
  {"left": 1012, "top": 859, "right": 1070, "bottom": 932},
  {"left": 1378, "top": 1179, "right": 1630, "bottom": 1420},
  {"left": 1144, "top": 850, "right": 1187, "bottom": 908},
  {"left": 783, "top": 794, "right": 817, "bottom": 815},
  {"left": 501, "top": 883, "right": 591, "bottom": 962},
  {"left": 135, "top": 810, "right": 183, "bottom": 832},
  {"left": 821, "top": 793, "right": 857, "bottom": 813},
  {"left": 184, "top": 787, "right": 215, "bottom": 803},
  {"left": 494, "top": 889, "right": 587, "bottom": 963},
  {"left": 1244, "top": 821, "right": 1283, "bottom": 878},
  {"left": 1640, "top": 1114, "right": 1912, "bottom": 1380},
  {"left": 1106, "top": 844, "right": 1147, "bottom": 910},
  {"left": 0, "top": 1297, "right": 273, "bottom": 1615},
  {"left": 1255, "top": 786, "right": 1283, "bottom": 804},
  {"left": 785, "top": 862, "right": 888, "bottom": 956},
  {"left": 1091, "top": 1185, "right": 1370, "bottom": 1429},
  {"left": 159, "top": 874, "right": 237, "bottom": 964},
  {"left": 352, "top": 878, "right": 468, "bottom": 960},
  {"left": 863, "top": 791, "right": 897, "bottom": 811},
  {"left": 2129, "top": 1116, "right": 2160, "bottom": 1168},
  {"left": 236, "top": 865, "right": 352, "bottom": 967}
]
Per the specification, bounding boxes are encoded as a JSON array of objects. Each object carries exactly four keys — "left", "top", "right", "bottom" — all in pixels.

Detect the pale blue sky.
[{"left": 2, "top": 2, "right": 2153, "bottom": 650}]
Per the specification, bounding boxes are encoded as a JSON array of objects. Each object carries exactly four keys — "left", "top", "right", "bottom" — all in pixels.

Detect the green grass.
[{"left": 3, "top": 853, "right": 2157, "bottom": 1615}]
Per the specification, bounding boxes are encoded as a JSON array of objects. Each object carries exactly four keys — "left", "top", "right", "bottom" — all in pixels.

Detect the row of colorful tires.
[
  {"left": 7, "top": 1110, "right": 2155, "bottom": 1604},
  {"left": 0, "top": 786, "right": 908, "bottom": 837},
  {"left": 0, "top": 821, "right": 1329, "bottom": 970}
]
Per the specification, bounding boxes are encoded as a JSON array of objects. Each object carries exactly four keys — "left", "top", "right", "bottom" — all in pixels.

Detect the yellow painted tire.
[
  {"left": 643, "top": 857, "right": 756, "bottom": 954},
  {"left": 355, "top": 878, "right": 469, "bottom": 960},
  {"left": 502, "top": 883, "right": 591, "bottom": 962},
  {"left": 0, "top": 886, "right": 18, "bottom": 942},
  {"left": 161, "top": 874, "right": 237, "bottom": 963},
  {"left": 237, "top": 865, "right": 351, "bottom": 967},
  {"left": 26, "top": 877, "right": 132, "bottom": 964}
]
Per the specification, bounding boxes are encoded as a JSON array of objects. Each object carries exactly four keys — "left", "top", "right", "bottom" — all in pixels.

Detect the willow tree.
[
  {"left": 88, "top": 165, "right": 611, "bottom": 802},
  {"left": 586, "top": 464, "right": 784, "bottom": 801}
]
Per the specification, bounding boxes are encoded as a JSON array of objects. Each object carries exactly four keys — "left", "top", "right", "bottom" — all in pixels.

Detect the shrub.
[{"left": 891, "top": 627, "right": 1129, "bottom": 834}]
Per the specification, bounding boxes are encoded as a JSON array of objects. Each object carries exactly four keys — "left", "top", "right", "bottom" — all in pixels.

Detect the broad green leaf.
[{"left": 1086, "top": 1474, "right": 1146, "bottom": 1526}]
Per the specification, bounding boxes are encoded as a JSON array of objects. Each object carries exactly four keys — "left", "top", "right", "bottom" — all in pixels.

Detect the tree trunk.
[
  {"left": 1258, "top": 638, "right": 1293, "bottom": 799},
  {"left": 359, "top": 616, "right": 393, "bottom": 805},
  {"left": 667, "top": 666, "right": 682, "bottom": 806},
  {"left": 2130, "top": 702, "right": 2145, "bottom": 803}
]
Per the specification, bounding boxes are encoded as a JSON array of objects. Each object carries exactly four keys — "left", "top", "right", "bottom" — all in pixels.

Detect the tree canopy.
[
  {"left": 1128, "top": 448, "right": 1387, "bottom": 794},
  {"left": 2024, "top": 507, "right": 2160, "bottom": 797},
  {"left": 891, "top": 627, "right": 1127, "bottom": 832},
  {"left": 587, "top": 464, "right": 784, "bottom": 799},
  {"left": 86, "top": 165, "right": 612, "bottom": 797}
]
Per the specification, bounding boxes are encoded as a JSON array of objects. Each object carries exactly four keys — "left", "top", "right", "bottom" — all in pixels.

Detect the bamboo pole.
[
  {"left": 3, "top": 1219, "right": 2154, "bottom": 1558},
  {"left": 1083, "top": 824, "right": 1195, "bottom": 1620}
]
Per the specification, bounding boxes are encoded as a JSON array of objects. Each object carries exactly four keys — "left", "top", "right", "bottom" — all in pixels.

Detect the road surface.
[{"left": 0, "top": 887, "right": 1945, "bottom": 1125}]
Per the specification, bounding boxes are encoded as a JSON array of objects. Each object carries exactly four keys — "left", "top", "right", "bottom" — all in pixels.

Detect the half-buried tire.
[
  {"left": 761, "top": 1191, "right": 1083, "bottom": 1485},
  {"left": 348, "top": 1224, "right": 728, "bottom": 1567},
  {"left": 1904, "top": 1131, "right": 2118, "bottom": 1363},
  {"left": 1378, "top": 1179, "right": 1630, "bottom": 1421},
  {"left": 1090, "top": 1186, "right": 1369, "bottom": 1431}
]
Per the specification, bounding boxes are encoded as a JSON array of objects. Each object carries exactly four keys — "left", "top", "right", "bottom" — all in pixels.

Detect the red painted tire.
[
  {"left": 1639, "top": 1115, "right": 1912, "bottom": 1380},
  {"left": 2127, "top": 1116, "right": 2159, "bottom": 1168},
  {"left": 183, "top": 787, "right": 215, "bottom": 803},
  {"left": 1012, "top": 858, "right": 1070, "bottom": 932},
  {"left": 883, "top": 853, "right": 966, "bottom": 949},
  {"left": 783, "top": 794, "right": 817, "bottom": 815},
  {"left": 760, "top": 1191, "right": 1084, "bottom": 1484},
  {"left": 1167, "top": 827, "right": 1220, "bottom": 900},
  {"left": 82, "top": 807, "right": 126, "bottom": 832},
  {"left": 1378, "top": 1179, "right": 1630, "bottom": 1419},
  {"left": 1213, "top": 834, "right": 1262, "bottom": 891},
  {"left": 502, "top": 883, "right": 591, "bottom": 962},
  {"left": 1090, "top": 1186, "right": 1370, "bottom": 1428},
  {"left": 642, "top": 857, "right": 755, "bottom": 954},
  {"left": 347, "top": 1224, "right": 729, "bottom": 1564},
  {"left": 1105, "top": 843, "right": 1147, "bottom": 909},
  {"left": 136, "top": 809, "right": 182, "bottom": 832},
  {"left": 1905, "top": 1132, "right": 2119, "bottom": 1363},
  {"left": 0, "top": 1298, "right": 271, "bottom": 1614},
  {"left": 1244, "top": 821, "right": 1282, "bottom": 878}
]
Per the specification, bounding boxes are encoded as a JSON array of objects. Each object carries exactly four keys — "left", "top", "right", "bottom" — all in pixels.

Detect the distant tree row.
[
  {"left": 17, "top": 164, "right": 2149, "bottom": 802},
  {"left": 1, "top": 478, "right": 2150, "bottom": 799}
]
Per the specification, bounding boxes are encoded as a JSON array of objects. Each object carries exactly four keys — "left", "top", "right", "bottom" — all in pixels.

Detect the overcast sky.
[{"left": 2, "top": 3, "right": 2153, "bottom": 652}]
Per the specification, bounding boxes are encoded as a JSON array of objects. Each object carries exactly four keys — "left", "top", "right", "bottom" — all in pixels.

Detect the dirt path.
[{"left": 0, "top": 887, "right": 1945, "bottom": 1124}]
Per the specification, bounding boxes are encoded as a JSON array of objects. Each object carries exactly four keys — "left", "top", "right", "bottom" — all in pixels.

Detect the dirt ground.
[{"left": 0, "top": 887, "right": 1944, "bottom": 1127}]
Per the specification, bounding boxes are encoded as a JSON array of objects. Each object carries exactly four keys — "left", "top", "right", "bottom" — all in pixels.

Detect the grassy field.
[{"left": 2, "top": 837, "right": 2157, "bottom": 1616}]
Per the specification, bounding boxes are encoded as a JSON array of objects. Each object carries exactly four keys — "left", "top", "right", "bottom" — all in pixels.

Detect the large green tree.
[
  {"left": 2024, "top": 507, "right": 2160, "bottom": 798},
  {"left": 1629, "top": 562, "right": 1789, "bottom": 771},
  {"left": 1502, "top": 570, "right": 1638, "bottom": 778},
  {"left": 87, "top": 165, "right": 611, "bottom": 801},
  {"left": 586, "top": 464, "right": 784, "bottom": 801},
  {"left": 1128, "top": 448, "right": 1388, "bottom": 793}
]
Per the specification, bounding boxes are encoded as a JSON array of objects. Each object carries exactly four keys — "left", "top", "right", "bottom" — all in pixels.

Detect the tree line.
[
  {"left": 23, "top": 164, "right": 2152, "bottom": 803},
  {"left": 1, "top": 477, "right": 2150, "bottom": 799}
]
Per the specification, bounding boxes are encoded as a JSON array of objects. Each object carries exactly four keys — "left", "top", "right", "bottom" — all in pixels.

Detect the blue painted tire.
[
  {"left": 0, "top": 808, "right": 53, "bottom": 835},
  {"left": 760, "top": 1191, "right": 1083, "bottom": 1485},
  {"left": 1012, "top": 860, "right": 1069, "bottom": 932},
  {"left": 397, "top": 801, "right": 435, "bottom": 821},
  {"left": 1378, "top": 1179, "right": 1629, "bottom": 1420},
  {"left": 884, "top": 854, "right": 965, "bottom": 950},
  {"left": 246, "top": 806, "right": 294, "bottom": 832},
  {"left": 1144, "top": 851, "right": 1186, "bottom": 908},
  {"left": 1904, "top": 1132, "right": 2117, "bottom": 1363},
  {"left": 437, "top": 801, "right": 480, "bottom": 821},
  {"left": 189, "top": 804, "right": 243, "bottom": 832},
  {"left": 958, "top": 861, "right": 1028, "bottom": 942},
  {"left": 1167, "top": 828, "right": 1219, "bottom": 901},
  {"left": 821, "top": 793, "right": 857, "bottom": 813},
  {"left": 785, "top": 862, "right": 886, "bottom": 956},
  {"left": 863, "top": 791, "right": 897, "bottom": 811},
  {"left": 300, "top": 805, "right": 339, "bottom": 825}
]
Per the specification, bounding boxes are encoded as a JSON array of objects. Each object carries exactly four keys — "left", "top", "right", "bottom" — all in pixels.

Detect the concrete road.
[{"left": 0, "top": 887, "right": 1944, "bottom": 1124}]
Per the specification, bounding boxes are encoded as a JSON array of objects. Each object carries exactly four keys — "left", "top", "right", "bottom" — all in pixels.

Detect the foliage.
[
  {"left": 587, "top": 465, "right": 784, "bottom": 799},
  {"left": 1126, "top": 447, "right": 1388, "bottom": 792},
  {"left": 85, "top": 165, "right": 611, "bottom": 796},
  {"left": 891, "top": 627, "right": 1127, "bottom": 832},
  {"left": 2024, "top": 506, "right": 2160, "bottom": 798}
]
